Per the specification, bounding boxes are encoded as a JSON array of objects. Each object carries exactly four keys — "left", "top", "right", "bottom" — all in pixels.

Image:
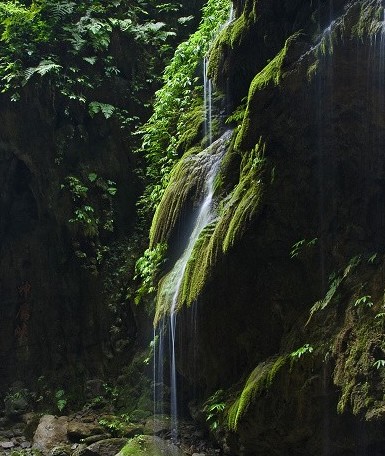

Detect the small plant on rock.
[
  {"left": 203, "top": 390, "right": 226, "bottom": 431},
  {"left": 55, "top": 389, "right": 67, "bottom": 412},
  {"left": 290, "top": 343, "right": 314, "bottom": 361}
]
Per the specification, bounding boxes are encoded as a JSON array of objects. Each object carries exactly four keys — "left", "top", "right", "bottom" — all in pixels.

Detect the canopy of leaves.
[{"left": 0, "top": 0, "right": 186, "bottom": 109}]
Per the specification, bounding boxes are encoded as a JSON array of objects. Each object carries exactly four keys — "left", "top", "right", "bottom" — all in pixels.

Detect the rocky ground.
[{"left": 0, "top": 406, "right": 221, "bottom": 456}]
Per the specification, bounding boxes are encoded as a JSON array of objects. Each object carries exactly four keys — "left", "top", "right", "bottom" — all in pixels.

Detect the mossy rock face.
[
  {"left": 208, "top": 0, "right": 349, "bottom": 108},
  {"left": 154, "top": 1, "right": 385, "bottom": 454},
  {"left": 118, "top": 435, "right": 184, "bottom": 456}
]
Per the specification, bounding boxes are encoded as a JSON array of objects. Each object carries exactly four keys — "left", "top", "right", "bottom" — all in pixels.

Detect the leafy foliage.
[
  {"left": 290, "top": 237, "right": 318, "bottom": 258},
  {"left": 203, "top": 390, "right": 226, "bottom": 431},
  {"left": 134, "top": 243, "right": 167, "bottom": 304},
  {"left": 290, "top": 344, "right": 314, "bottom": 361},
  {"left": 138, "top": 0, "right": 232, "bottom": 214},
  {"left": 306, "top": 256, "right": 361, "bottom": 325},
  {"left": 55, "top": 389, "right": 67, "bottom": 412},
  {"left": 354, "top": 295, "right": 373, "bottom": 308},
  {"left": 61, "top": 173, "right": 117, "bottom": 274},
  {"left": 0, "top": 0, "right": 184, "bottom": 113}
]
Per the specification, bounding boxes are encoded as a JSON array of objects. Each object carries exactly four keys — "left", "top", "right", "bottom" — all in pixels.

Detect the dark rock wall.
[
  {"left": 157, "top": 0, "right": 385, "bottom": 454},
  {"left": 0, "top": 88, "right": 137, "bottom": 390}
]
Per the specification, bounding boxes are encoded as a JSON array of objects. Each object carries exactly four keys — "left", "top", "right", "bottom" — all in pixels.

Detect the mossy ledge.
[
  {"left": 207, "top": 5, "right": 258, "bottom": 84},
  {"left": 154, "top": 137, "right": 265, "bottom": 324},
  {"left": 234, "top": 32, "right": 300, "bottom": 151},
  {"left": 149, "top": 132, "right": 232, "bottom": 249},
  {"left": 227, "top": 355, "right": 288, "bottom": 431}
]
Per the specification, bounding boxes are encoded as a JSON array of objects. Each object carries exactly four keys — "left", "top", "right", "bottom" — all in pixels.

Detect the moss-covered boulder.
[{"left": 118, "top": 435, "right": 185, "bottom": 456}]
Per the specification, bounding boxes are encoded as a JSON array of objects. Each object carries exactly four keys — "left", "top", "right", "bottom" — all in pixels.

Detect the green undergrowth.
[
  {"left": 0, "top": 0, "right": 181, "bottom": 111},
  {"left": 139, "top": 0, "right": 231, "bottom": 215}
]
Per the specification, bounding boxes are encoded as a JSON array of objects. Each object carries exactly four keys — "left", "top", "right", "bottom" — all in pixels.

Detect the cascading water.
[
  {"left": 203, "top": 58, "right": 213, "bottom": 147},
  {"left": 152, "top": 2, "right": 233, "bottom": 443},
  {"left": 153, "top": 131, "right": 231, "bottom": 441}
]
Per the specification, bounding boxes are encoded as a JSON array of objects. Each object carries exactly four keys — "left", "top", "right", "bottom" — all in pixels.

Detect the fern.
[
  {"left": 306, "top": 255, "right": 361, "bottom": 325},
  {"left": 89, "top": 101, "right": 115, "bottom": 119},
  {"left": 23, "top": 59, "right": 62, "bottom": 84},
  {"left": 48, "top": 2, "right": 76, "bottom": 20}
]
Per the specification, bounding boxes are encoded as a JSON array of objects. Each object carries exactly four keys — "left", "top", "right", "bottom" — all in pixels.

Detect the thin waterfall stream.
[
  {"left": 203, "top": 58, "right": 213, "bottom": 146},
  {"left": 153, "top": 4, "right": 234, "bottom": 442},
  {"left": 153, "top": 130, "right": 232, "bottom": 440}
]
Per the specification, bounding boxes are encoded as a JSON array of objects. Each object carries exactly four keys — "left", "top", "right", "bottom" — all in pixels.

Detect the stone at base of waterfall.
[
  {"left": 143, "top": 415, "right": 170, "bottom": 435},
  {"left": 82, "top": 434, "right": 112, "bottom": 445},
  {"left": 117, "top": 435, "right": 185, "bottom": 456},
  {"left": 67, "top": 422, "right": 105, "bottom": 442},
  {"left": 80, "top": 438, "right": 127, "bottom": 456},
  {"left": 33, "top": 415, "right": 69, "bottom": 455},
  {"left": 50, "top": 445, "right": 72, "bottom": 456}
]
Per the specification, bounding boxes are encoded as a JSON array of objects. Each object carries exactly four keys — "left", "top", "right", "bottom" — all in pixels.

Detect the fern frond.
[
  {"left": 89, "top": 101, "right": 115, "bottom": 119},
  {"left": 306, "top": 255, "right": 361, "bottom": 325},
  {"left": 23, "top": 59, "right": 62, "bottom": 84},
  {"left": 47, "top": 2, "right": 76, "bottom": 20}
]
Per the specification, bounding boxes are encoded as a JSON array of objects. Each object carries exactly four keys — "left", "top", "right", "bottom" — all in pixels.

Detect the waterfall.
[
  {"left": 153, "top": 2, "right": 234, "bottom": 442},
  {"left": 153, "top": 130, "right": 231, "bottom": 441},
  {"left": 203, "top": 58, "right": 213, "bottom": 147}
]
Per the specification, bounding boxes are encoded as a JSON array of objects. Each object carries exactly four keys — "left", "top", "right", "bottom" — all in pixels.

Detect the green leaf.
[
  {"left": 89, "top": 101, "right": 115, "bottom": 119},
  {"left": 374, "top": 359, "right": 385, "bottom": 369},
  {"left": 83, "top": 56, "right": 97, "bottom": 65}
]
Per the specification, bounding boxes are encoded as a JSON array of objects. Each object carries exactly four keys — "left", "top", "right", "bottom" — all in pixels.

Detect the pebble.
[
  {"left": 21, "top": 441, "right": 31, "bottom": 449},
  {"left": 0, "top": 442, "right": 14, "bottom": 449}
]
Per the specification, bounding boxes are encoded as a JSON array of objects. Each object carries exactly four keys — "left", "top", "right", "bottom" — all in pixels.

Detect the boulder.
[
  {"left": 4, "top": 395, "right": 28, "bottom": 418},
  {"left": 67, "top": 422, "right": 105, "bottom": 443},
  {"left": 117, "top": 435, "right": 185, "bottom": 456},
  {"left": 50, "top": 445, "right": 72, "bottom": 456},
  {"left": 143, "top": 415, "right": 170, "bottom": 436},
  {"left": 82, "top": 438, "right": 127, "bottom": 456},
  {"left": 82, "top": 435, "right": 111, "bottom": 445},
  {"left": 33, "top": 415, "right": 69, "bottom": 455}
]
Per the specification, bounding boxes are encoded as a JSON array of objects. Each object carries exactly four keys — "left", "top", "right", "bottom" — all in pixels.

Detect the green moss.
[
  {"left": 179, "top": 221, "right": 218, "bottom": 305},
  {"left": 120, "top": 434, "right": 185, "bottom": 456},
  {"left": 351, "top": 1, "right": 383, "bottom": 40},
  {"left": 149, "top": 146, "right": 204, "bottom": 248},
  {"left": 152, "top": 135, "right": 265, "bottom": 322},
  {"left": 175, "top": 99, "right": 204, "bottom": 155},
  {"left": 234, "top": 33, "right": 300, "bottom": 151},
  {"left": 227, "top": 355, "right": 288, "bottom": 430},
  {"left": 333, "top": 320, "right": 384, "bottom": 416},
  {"left": 306, "top": 59, "right": 319, "bottom": 82},
  {"left": 207, "top": 0, "right": 260, "bottom": 83},
  {"left": 179, "top": 139, "right": 265, "bottom": 308}
]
